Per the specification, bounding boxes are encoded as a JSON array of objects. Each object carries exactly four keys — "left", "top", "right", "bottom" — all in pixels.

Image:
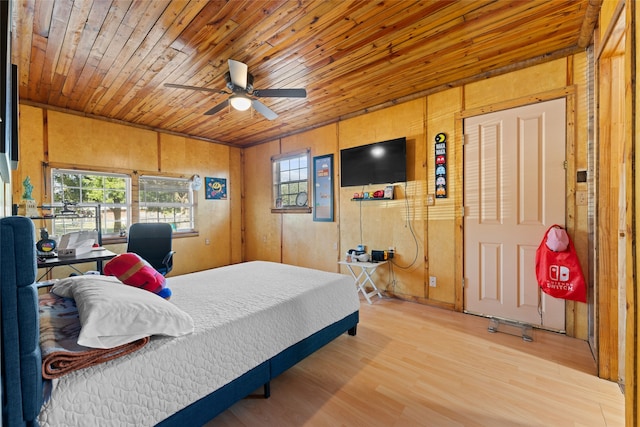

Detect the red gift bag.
[{"left": 535, "top": 225, "right": 587, "bottom": 303}]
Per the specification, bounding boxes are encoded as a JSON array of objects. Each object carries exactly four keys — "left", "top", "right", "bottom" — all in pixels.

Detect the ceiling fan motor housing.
[{"left": 225, "top": 72, "right": 254, "bottom": 93}]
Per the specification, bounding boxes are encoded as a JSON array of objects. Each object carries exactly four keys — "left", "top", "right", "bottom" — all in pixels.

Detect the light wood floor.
[{"left": 206, "top": 297, "right": 624, "bottom": 427}]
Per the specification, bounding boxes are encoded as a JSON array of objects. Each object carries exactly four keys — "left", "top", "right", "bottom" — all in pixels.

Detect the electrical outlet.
[
  {"left": 205, "top": 238, "right": 210, "bottom": 245},
  {"left": 429, "top": 276, "right": 437, "bottom": 287},
  {"left": 427, "top": 194, "right": 435, "bottom": 206},
  {"left": 576, "top": 191, "right": 587, "bottom": 206}
]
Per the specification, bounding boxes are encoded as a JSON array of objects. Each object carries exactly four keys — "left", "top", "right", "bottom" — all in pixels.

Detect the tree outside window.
[{"left": 51, "top": 169, "right": 130, "bottom": 236}]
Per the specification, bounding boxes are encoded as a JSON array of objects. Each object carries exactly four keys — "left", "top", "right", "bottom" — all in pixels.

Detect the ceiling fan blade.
[
  {"left": 253, "top": 88, "right": 307, "bottom": 98},
  {"left": 204, "top": 99, "right": 230, "bottom": 116},
  {"left": 164, "top": 83, "right": 227, "bottom": 94},
  {"left": 228, "top": 59, "right": 248, "bottom": 89},
  {"left": 251, "top": 99, "right": 278, "bottom": 120}
]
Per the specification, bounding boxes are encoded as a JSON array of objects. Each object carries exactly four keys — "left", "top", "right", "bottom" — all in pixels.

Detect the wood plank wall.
[
  {"left": 631, "top": 2, "right": 639, "bottom": 424},
  {"left": 338, "top": 99, "right": 427, "bottom": 300},
  {"left": 13, "top": 44, "right": 604, "bottom": 378},
  {"left": 13, "top": 51, "right": 595, "bottom": 341},
  {"left": 244, "top": 56, "right": 591, "bottom": 340},
  {"left": 626, "top": 4, "right": 636, "bottom": 419},
  {"left": 8, "top": 22, "right": 633, "bottom": 414},
  {"left": 280, "top": 126, "right": 340, "bottom": 272},
  {"left": 6, "top": 5, "right": 638, "bottom": 416},
  {"left": 13, "top": 105, "right": 243, "bottom": 277}
]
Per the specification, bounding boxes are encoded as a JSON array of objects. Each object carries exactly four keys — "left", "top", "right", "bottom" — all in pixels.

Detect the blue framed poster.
[
  {"left": 313, "top": 154, "right": 334, "bottom": 222},
  {"left": 205, "top": 177, "right": 227, "bottom": 200}
]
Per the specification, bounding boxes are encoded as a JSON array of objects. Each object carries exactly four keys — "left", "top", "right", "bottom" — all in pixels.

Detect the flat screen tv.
[{"left": 340, "top": 137, "right": 406, "bottom": 187}]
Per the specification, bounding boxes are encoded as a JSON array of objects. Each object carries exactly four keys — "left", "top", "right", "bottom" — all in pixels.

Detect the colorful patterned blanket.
[{"left": 38, "top": 292, "right": 148, "bottom": 379}]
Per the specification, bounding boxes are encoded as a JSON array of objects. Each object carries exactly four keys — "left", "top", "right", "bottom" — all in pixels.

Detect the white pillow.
[{"left": 51, "top": 275, "right": 194, "bottom": 349}]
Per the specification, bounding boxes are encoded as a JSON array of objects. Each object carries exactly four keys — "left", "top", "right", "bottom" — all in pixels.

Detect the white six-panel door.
[{"left": 464, "top": 98, "right": 566, "bottom": 330}]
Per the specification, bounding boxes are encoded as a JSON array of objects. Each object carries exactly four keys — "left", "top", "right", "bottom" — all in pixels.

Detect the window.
[
  {"left": 272, "top": 150, "right": 310, "bottom": 212},
  {"left": 139, "top": 176, "right": 194, "bottom": 231},
  {"left": 51, "top": 169, "right": 130, "bottom": 236}
]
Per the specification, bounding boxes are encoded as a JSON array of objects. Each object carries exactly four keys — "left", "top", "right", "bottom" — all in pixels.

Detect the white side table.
[{"left": 338, "top": 260, "right": 387, "bottom": 304}]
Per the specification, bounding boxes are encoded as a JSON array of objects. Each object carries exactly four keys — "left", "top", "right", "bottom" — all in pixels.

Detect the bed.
[{"left": 1, "top": 216, "right": 360, "bottom": 426}]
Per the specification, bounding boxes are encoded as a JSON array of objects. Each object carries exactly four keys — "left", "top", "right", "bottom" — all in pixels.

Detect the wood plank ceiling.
[{"left": 11, "top": 0, "right": 598, "bottom": 147}]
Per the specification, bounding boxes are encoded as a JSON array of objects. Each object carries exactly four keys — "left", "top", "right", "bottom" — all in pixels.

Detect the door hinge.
[
  {"left": 563, "top": 160, "right": 568, "bottom": 170},
  {"left": 461, "top": 206, "right": 465, "bottom": 217}
]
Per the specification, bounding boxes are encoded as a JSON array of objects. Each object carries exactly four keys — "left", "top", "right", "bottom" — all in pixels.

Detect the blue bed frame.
[{"left": 1, "top": 216, "right": 359, "bottom": 426}]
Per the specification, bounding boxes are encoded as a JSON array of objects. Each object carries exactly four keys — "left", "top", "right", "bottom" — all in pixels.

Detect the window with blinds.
[{"left": 139, "top": 176, "right": 194, "bottom": 231}]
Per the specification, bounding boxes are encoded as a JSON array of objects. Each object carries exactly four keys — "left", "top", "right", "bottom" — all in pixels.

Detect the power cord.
[
  {"left": 391, "top": 181, "right": 419, "bottom": 270},
  {"left": 387, "top": 261, "right": 397, "bottom": 293},
  {"left": 359, "top": 185, "right": 365, "bottom": 245}
]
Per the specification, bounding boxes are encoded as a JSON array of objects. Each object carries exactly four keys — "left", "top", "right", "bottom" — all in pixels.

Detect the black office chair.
[{"left": 126, "top": 223, "right": 175, "bottom": 276}]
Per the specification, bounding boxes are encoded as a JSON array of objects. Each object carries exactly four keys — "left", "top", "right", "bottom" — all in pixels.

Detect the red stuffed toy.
[{"left": 104, "top": 253, "right": 172, "bottom": 299}]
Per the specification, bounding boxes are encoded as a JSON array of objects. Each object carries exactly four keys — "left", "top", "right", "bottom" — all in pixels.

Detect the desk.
[
  {"left": 338, "top": 260, "right": 386, "bottom": 304},
  {"left": 37, "top": 249, "right": 117, "bottom": 281}
]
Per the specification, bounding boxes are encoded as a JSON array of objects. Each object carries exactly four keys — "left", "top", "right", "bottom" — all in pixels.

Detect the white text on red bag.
[{"left": 535, "top": 225, "right": 587, "bottom": 303}]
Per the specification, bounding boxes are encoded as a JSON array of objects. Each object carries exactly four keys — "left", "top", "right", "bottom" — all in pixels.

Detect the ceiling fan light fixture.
[
  {"left": 230, "top": 95, "right": 252, "bottom": 111},
  {"left": 167, "top": 59, "right": 305, "bottom": 120}
]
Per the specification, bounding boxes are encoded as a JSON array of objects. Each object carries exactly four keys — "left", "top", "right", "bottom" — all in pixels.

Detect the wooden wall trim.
[
  {"left": 596, "top": 0, "right": 626, "bottom": 60},
  {"left": 42, "top": 109, "right": 48, "bottom": 163},
  {"left": 44, "top": 161, "right": 190, "bottom": 179},
  {"left": 455, "top": 86, "right": 577, "bottom": 120},
  {"left": 454, "top": 114, "right": 463, "bottom": 312},
  {"left": 596, "top": 52, "right": 619, "bottom": 381},
  {"left": 626, "top": 0, "right": 637, "bottom": 424},
  {"left": 565, "top": 91, "right": 579, "bottom": 337},
  {"left": 597, "top": 1, "right": 631, "bottom": 386},
  {"left": 240, "top": 149, "right": 246, "bottom": 263},
  {"left": 156, "top": 133, "right": 162, "bottom": 172}
]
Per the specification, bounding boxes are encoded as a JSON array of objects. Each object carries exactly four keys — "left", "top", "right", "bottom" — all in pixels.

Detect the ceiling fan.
[{"left": 165, "top": 59, "right": 307, "bottom": 120}]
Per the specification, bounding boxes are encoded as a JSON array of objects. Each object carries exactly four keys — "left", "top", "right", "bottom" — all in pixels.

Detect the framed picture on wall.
[
  {"left": 205, "top": 177, "right": 227, "bottom": 200},
  {"left": 313, "top": 154, "right": 333, "bottom": 222}
]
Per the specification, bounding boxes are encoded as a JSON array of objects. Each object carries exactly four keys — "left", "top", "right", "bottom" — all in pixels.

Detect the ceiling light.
[{"left": 229, "top": 95, "right": 252, "bottom": 111}]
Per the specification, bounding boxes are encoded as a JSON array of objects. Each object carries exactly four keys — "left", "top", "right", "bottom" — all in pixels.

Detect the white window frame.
[
  {"left": 138, "top": 175, "right": 195, "bottom": 232},
  {"left": 271, "top": 149, "right": 311, "bottom": 213},
  {"left": 50, "top": 169, "right": 131, "bottom": 237}
]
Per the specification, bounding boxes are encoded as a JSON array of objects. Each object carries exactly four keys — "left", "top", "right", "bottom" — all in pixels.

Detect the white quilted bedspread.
[{"left": 38, "top": 261, "right": 359, "bottom": 426}]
